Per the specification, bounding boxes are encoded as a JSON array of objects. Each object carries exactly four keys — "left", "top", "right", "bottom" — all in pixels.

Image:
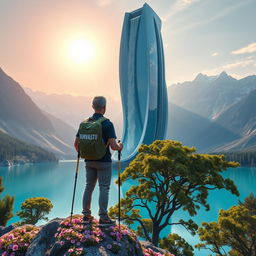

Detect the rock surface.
[
  {"left": 0, "top": 217, "right": 172, "bottom": 256},
  {"left": 141, "top": 241, "right": 171, "bottom": 254},
  {"left": 26, "top": 218, "right": 62, "bottom": 256},
  {"left": 0, "top": 225, "right": 15, "bottom": 237}
]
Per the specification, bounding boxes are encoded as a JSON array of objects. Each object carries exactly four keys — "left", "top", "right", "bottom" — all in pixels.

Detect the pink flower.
[
  {"left": 71, "top": 239, "right": 76, "bottom": 244},
  {"left": 12, "top": 244, "right": 19, "bottom": 251}
]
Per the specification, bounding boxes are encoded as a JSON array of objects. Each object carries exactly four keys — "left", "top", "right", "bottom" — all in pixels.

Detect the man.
[{"left": 74, "top": 96, "right": 123, "bottom": 224}]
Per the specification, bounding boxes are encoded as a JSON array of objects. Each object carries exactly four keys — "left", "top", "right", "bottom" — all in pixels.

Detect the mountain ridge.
[
  {"left": 0, "top": 67, "right": 75, "bottom": 158},
  {"left": 168, "top": 72, "right": 256, "bottom": 119}
]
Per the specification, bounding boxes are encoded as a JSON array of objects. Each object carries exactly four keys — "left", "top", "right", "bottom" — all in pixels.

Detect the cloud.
[
  {"left": 163, "top": 0, "right": 200, "bottom": 21},
  {"left": 173, "top": 0, "right": 200, "bottom": 12},
  {"left": 211, "top": 52, "right": 219, "bottom": 57},
  {"left": 202, "top": 57, "right": 255, "bottom": 76},
  {"left": 223, "top": 59, "right": 254, "bottom": 69},
  {"left": 232, "top": 42, "right": 256, "bottom": 55},
  {"left": 165, "top": 0, "right": 252, "bottom": 34},
  {"left": 97, "top": 0, "right": 113, "bottom": 7}
]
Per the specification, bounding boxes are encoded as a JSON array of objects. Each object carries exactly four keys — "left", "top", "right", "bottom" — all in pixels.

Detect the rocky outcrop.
[
  {"left": 0, "top": 216, "right": 172, "bottom": 256},
  {"left": 26, "top": 218, "right": 63, "bottom": 256}
]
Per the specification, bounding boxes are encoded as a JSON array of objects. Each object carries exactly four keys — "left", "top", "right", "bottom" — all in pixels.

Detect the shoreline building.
[{"left": 117, "top": 3, "right": 168, "bottom": 163}]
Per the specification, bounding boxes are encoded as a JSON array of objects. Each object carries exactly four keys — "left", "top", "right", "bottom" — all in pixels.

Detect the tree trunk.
[{"left": 152, "top": 226, "right": 161, "bottom": 246}]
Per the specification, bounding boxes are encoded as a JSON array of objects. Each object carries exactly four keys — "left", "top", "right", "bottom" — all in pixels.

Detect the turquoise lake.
[{"left": 1, "top": 161, "right": 256, "bottom": 256}]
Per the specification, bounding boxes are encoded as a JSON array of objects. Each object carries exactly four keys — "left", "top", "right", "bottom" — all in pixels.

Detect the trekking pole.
[
  {"left": 70, "top": 150, "right": 80, "bottom": 223},
  {"left": 118, "top": 140, "right": 121, "bottom": 230}
]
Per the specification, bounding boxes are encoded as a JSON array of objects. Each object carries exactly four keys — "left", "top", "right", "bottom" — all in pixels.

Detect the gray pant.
[{"left": 82, "top": 161, "right": 112, "bottom": 218}]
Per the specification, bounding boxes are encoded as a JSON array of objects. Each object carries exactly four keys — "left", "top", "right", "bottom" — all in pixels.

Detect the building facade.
[{"left": 118, "top": 3, "right": 168, "bottom": 163}]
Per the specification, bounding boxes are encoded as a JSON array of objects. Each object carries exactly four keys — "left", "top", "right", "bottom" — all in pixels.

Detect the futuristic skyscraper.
[{"left": 118, "top": 3, "right": 168, "bottom": 163}]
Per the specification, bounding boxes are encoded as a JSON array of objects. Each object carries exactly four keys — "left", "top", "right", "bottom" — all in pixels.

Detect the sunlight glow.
[{"left": 68, "top": 38, "right": 95, "bottom": 64}]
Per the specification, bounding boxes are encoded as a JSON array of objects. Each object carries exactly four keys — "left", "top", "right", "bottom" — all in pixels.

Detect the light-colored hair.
[{"left": 92, "top": 96, "right": 106, "bottom": 110}]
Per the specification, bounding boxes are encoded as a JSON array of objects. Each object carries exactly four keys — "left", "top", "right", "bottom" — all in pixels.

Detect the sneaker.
[
  {"left": 99, "top": 217, "right": 116, "bottom": 225},
  {"left": 83, "top": 215, "right": 94, "bottom": 224}
]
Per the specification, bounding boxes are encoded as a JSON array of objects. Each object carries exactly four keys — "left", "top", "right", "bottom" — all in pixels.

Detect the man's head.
[{"left": 92, "top": 96, "right": 106, "bottom": 114}]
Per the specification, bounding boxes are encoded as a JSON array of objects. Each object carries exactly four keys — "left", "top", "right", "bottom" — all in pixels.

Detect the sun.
[{"left": 68, "top": 38, "right": 95, "bottom": 64}]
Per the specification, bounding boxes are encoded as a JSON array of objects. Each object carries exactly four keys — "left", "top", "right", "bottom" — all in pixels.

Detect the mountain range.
[
  {"left": 168, "top": 72, "right": 256, "bottom": 153},
  {"left": 169, "top": 72, "right": 256, "bottom": 120},
  {"left": 24, "top": 88, "right": 123, "bottom": 137},
  {"left": 0, "top": 68, "right": 75, "bottom": 159},
  {"left": 1, "top": 67, "right": 256, "bottom": 160}
]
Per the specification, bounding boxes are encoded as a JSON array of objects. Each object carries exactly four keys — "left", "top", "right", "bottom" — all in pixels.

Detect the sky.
[{"left": 0, "top": 0, "right": 255, "bottom": 98}]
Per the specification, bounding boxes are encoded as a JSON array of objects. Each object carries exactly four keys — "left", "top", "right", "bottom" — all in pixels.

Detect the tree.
[
  {"left": 0, "top": 177, "right": 14, "bottom": 226},
  {"left": 160, "top": 233, "right": 194, "bottom": 256},
  {"left": 109, "top": 140, "right": 239, "bottom": 246},
  {"left": 196, "top": 194, "right": 256, "bottom": 256},
  {"left": 17, "top": 197, "right": 53, "bottom": 225}
]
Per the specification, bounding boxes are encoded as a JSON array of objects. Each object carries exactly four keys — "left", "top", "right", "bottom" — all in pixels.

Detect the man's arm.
[
  {"left": 108, "top": 138, "right": 123, "bottom": 151},
  {"left": 74, "top": 137, "right": 79, "bottom": 152}
]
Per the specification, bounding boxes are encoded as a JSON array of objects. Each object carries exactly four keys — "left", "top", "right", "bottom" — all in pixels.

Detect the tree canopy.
[
  {"left": 196, "top": 193, "right": 256, "bottom": 256},
  {"left": 17, "top": 197, "right": 53, "bottom": 225},
  {"left": 109, "top": 140, "right": 239, "bottom": 246},
  {"left": 0, "top": 177, "right": 14, "bottom": 226},
  {"left": 160, "top": 233, "right": 194, "bottom": 256}
]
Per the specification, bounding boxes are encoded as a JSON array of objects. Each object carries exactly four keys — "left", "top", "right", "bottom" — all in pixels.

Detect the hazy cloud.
[
  {"left": 167, "top": 0, "right": 252, "bottom": 34},
  {"left": 173, "top": 0, "right": 200, "bottom": 12},
  {"left": 232, "top": 42, "right": 256, "bottom": 55},
  {"left": 202, "top": 57, "right": 255, "bottom": 75},
  {"left": 223, "top": 59, "right": 254, "bottom": 69},
  {"left": 211, "top": 52, "right": 219, "bottom": 57},
  {"left": 97, "top": 0, "right": 113, "bottom": 7},
  {"left": 163, "top": 0, "right": 200, "bottom": 21}
]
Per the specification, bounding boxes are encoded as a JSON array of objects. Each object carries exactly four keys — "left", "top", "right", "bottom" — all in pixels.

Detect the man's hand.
[
  {"left": 74, "top": 137, "right": 79, "bottom": 152},
  {"left": 118, "top": 142, "right": 123, "bottom": 151},
  {"left": 108, "top": 138, "right": 123, "bottom": 151}
]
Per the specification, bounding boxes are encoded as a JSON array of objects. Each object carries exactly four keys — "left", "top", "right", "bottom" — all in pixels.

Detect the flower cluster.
[
  {"left": 143, "top": 248, "right": 175, "bottom": 256},
  {"left": 55, "top": 216, "right": 104, "bottom": 254},
  {"left": 105, "top": 224, "right": 140, "bottom": 254},
  {"left": 0, "top": 225, "right": 39, "bottom": 256},
  {"left": 64, "top": 247, "right": 83, "bottom": 256}
]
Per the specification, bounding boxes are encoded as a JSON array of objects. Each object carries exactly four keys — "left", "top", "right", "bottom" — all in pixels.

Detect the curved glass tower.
[{"left": 116, "top": 3, "right": 168, "bottom": 163}]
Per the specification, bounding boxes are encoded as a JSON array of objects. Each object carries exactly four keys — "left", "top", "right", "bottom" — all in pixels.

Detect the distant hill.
[
  {"left": 0, "top": 131, "right": 57, "bottom": 164},
  {"left": 24, "top": 88, "right": 92, "bottom": 129},
  {"left": 213, "top": 89, "right": 256, "bottom": 152},
  {"left": 0, "top": 67, "right": 76, "bottom": 158},
  {"left": 24, "top": 88, "right": 123, "bottom": 137},
  {"left": 168, "top": 72, "right": 256, "bottom": 119},
  {"left": 167, "top": 103, "right": 240, "bottom": 152}
]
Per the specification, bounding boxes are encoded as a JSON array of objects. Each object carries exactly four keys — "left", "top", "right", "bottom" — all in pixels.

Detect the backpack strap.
[
  {"left": 96, "top": 117, "right": 108, "bottom": 124},
  {"left": 82, "top": 117, "right": 91, "bottom": 123},
  {"left": 96, "top": 117, "right": 109, "bottom": 147}
]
